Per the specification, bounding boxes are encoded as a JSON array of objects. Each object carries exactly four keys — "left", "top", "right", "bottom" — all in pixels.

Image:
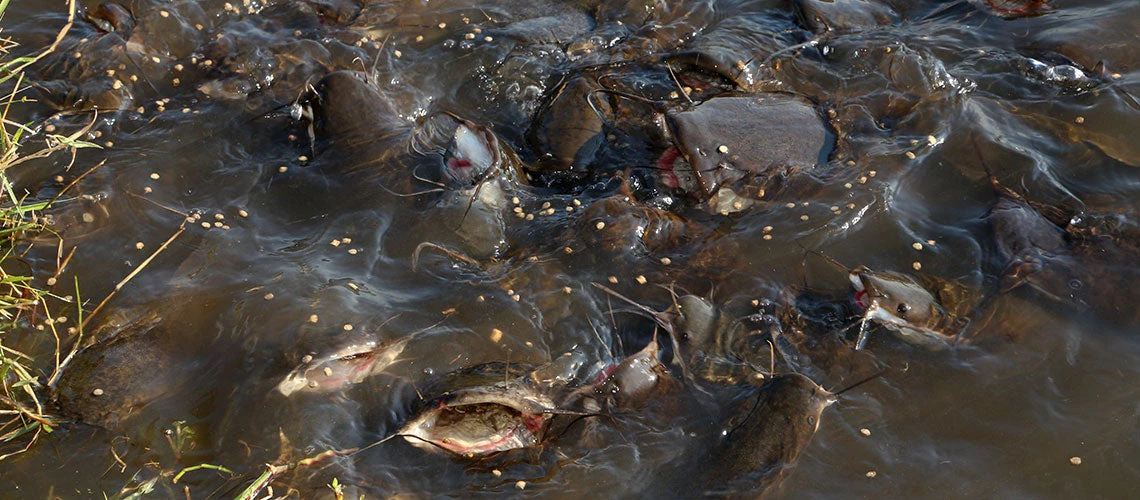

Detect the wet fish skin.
[
  {"left": 696, "top": 373, "right": 836, "bottom": 497},
  {"left": 664, "top": 95, "right": 830, "bottom": 201},
  {"left": 275, "top": 337, "right": 410, "bottom": 396}
]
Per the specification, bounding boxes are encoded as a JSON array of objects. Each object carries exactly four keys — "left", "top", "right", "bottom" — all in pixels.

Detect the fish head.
[
  {"left": 399, "top": 383, "right": 555, "bottom": 457},
  {"left": 276, "top": 337, "right": 412, "bottom": 396},
  {"left": 851, "top": 267, "right": 959, "bottom": 348},
  {"left": 444, "top": 120, "right": 528, "bottom": 188}
]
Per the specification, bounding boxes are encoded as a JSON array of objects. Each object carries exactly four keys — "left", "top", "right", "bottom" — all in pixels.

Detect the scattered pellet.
[
  {"left": 490, "top": 328, "right": 503, "bottom": 343},
  {"left": 438, "top": 22, "right": 447, "bottom": 29},
  {"left": 343, "top": 324, "right": 353, "bottom": 331},
  {"left": 1075, "top": 116, "right": 1085, "bottom": 124},
  {"left": 308, "top": 314, "right": 318, "bottom": 323},
  {"left": 238, "top": 209, "right": 249, "bottom": 217},
  {"left": 800, "top": 215, "right": 810, "bottom": 221},
  {"left": 912, "top": 261, "right": 922, "bottom": 270},
  {"left": 264, "top": 293, "right": 274, "bottom": 300},
  {"left": 905, "top": 151, "right": 916, "bottom": 160},
  {"left": 868, "top": 170, "right": 877, "bottom": 177},
  {"left": 484, "top": 36, "right": 493, "bottom": 42},
  {"left": 860, "top": 428, "right": 872, "bottom": 437},
  {"left": 135, "top": 242, "right": 145, "bottom": 250},
  {"left": 866, "top": 471, "right": 877, "bottom": 478},
  {"left": 492, "top": 469, "right": 502, "bottom": 477},
  {"left": 563, "top": 246, "right": 573, "bottom": 254},
  {"left": 717, "top": 145, "right": 729, "bottom": 154},
  {"left": 92, "top": 388, "right": 104, "bottom": 396},
  {"left": 515, "top": 481, "right": 526, "bottom": 490},
  {"left": 785, "top": 202, "right": 796, "bottom": 208},
  {"left": 323, "top": 367, "right": 333, "bottom": 377},
  {"left": 201, "top": 222, "right": 212, "bottom": 229},
  {"left": 298, "top": 155, "right": 309, "bottom": 162},
  {"left": 415, "top": 35, "right": 424, "bottom": 42},
  {"left": 635, "top": 275, "right": 647, "bottom": 285},
  {"left": 595, "top": 221, "right": 606, "bottom": 230},
  {"left": 393, "top": 50, "right": 402, "bottom": 58},
  {"left": 927, "top": 239, "right": 936, "bottom": 245},
  {"left": 912, "top": 242, "right": 923, "bottom": 250},
  {"left": 150, "top": 172, "right": 160, "bottom": 180},
  {"left": 278, "top": 166, "right": 288, "bottom": 173},
  {"left": 660, "top": 257, "right": 672, "bottom": 265},
  {"left": 512, "top": 294, "right": 521, "bottom": 301},
  {"left": 348, "top": 248, "right": 359, "bottom": 255},
  {"left": 607, "top": 276, "right": 618, "bottom": 284},
  {"left": 1070, "top": 456, "right": 1082, "bottom": 466},
  {"left": 763, "top": 234, "right": 773, "bottom": 240},
  {"left": 844, "top": 182, "right": 853, "bottom": 189}
]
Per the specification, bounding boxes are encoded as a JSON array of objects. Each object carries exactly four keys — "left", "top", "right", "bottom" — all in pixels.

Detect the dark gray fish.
[
  {"left": 660, "top": 94, "right": 831, "bottom": 208},
  {"left": 988, "top": 181, "right": 1140, "bottom": 326},
  {"left": 697, "top": 373, "right": 836, "bottom": 497},
  {"left": 793, "top": 0, "right": 899, "bottom": 33},
  {"left": 54, "top": 313, "right": 181, "bottom": 429},
  {"left": 591, "top": 283, "right": 762, "bottom": 387}
]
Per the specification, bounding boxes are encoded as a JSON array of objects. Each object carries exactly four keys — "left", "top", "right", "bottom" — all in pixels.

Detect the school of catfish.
[{"left": 5, "top": 0, "right": 1140, "bottom": 496}]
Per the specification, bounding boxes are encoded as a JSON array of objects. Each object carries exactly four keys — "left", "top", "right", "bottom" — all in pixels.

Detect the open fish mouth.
[
  {"left": 398, "top": 386, "right": 554, "bottom": 457},
  {"left": 849, "top": 271, "right": 959, "bottom": 350},
  {"left": 400, "top": 402, "right": 547, "bottom": 456}
]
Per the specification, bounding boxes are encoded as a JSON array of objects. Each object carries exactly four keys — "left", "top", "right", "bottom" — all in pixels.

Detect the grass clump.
[{"left": 0, "top": 0, "right": 90, "bottom": 460}]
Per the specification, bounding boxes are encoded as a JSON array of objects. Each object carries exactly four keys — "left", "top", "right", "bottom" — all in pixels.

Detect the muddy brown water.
[{"left": 1, "top": 0, "right": 1139, "bottom": 497}]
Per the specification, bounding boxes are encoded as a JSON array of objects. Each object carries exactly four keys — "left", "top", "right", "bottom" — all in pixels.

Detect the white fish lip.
[
  {"left": 862, "top": 303, "right": 954, "bottom": 349},
  {"left": 398, "top": 386, "right": 555, "bottom": 456}
]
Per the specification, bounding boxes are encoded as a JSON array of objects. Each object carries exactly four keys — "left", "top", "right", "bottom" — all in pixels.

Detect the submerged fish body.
[
  {"left": 988, "top": 188, "right": 1140, "bottom": 326},
  {"left": 699, "top": 373, "right": 836, "bottom": 496},
  {"left": 662, "top": 94, "right": 831, "bottom": 204},
  {"left": 276, "top": 337, "right": 410, "bottom": 396}
]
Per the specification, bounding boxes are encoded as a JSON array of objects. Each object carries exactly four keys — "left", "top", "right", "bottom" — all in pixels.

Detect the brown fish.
[{"left": 698, "top": 373, "right": 837, "bottom": 497}]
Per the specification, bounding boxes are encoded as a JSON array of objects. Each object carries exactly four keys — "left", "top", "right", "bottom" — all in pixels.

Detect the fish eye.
[
  {"left": 806, "top": 415, "right": 816, "bottom": 427},
  {"left": 896, "top": 303, "right": 909, "bottom": 316}
]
